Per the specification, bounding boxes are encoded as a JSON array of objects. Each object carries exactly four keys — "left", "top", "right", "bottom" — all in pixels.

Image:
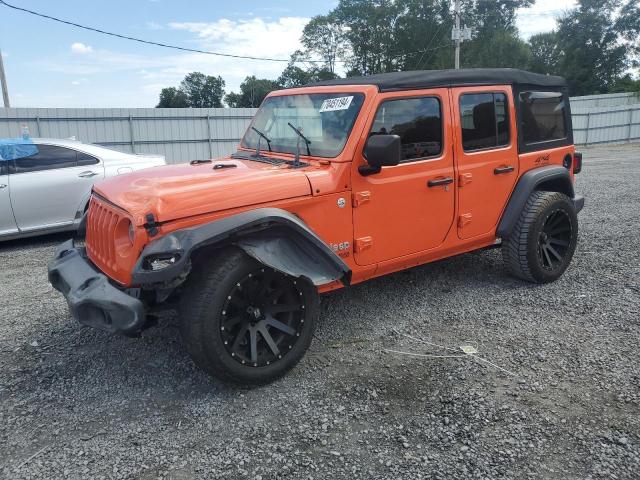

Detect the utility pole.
[
  {"left": 451, "top": 2, "right": 472, "bottom": 69},
  {"left": 454, "top": 0, "right": 461, "bottom": 69},
  {"left": 0, "top": 49, "right": 9, "bottom": 108}
]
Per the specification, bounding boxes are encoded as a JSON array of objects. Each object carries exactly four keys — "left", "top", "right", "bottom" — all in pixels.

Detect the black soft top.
[{"left": 310, "top": 68, "right": 566, "bottom": 92}]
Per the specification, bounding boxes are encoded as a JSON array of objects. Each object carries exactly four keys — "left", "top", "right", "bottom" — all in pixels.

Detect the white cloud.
[
  {"left": 516, "top": 0, "right": 577, "bottom": 39},
  {"left": 168, "top": 17, "right": 308, "bottom": 61},
  {"left": 146, "top": 21, "right": 163, "bottom": 30},
  {"left": 70, "top": 42, "right": 94, "bottom": 54},
  {"left": 22, "top": 16, "right": 312, "bottom": 107}
]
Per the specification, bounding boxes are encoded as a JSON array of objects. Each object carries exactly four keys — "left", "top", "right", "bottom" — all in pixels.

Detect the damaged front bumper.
[{"left": 48, "top": 240, "right": 146, "bottom": 336}]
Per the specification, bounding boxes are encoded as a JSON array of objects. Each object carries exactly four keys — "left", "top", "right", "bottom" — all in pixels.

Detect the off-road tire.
[
  {"left": 502, "top": 191, "right": 578, "bottom": 283},
  {"left": 179, "top": 247, "right": 319, "bottom": 385}
]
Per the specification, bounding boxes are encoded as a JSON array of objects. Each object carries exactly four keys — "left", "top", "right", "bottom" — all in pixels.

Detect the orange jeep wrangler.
[{"left": 49, "top": 68, "right": 584, "bottom": 384}]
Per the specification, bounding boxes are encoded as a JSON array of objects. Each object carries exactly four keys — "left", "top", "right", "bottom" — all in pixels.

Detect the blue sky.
[{"left": 0, "top": 0, "right": 575, "bottom": 108}]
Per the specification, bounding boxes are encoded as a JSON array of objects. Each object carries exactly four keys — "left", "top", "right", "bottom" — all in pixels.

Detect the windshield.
[{"left": 241, "top": 93, "right": 366, "bottom": 158}]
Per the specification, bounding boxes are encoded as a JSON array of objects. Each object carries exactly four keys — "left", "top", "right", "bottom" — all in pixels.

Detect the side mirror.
[{"left": 360, "top": 134, "right": 401, "bottom": 176}]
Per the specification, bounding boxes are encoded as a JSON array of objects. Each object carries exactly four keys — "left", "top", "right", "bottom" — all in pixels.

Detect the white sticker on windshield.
[{"left": 319, "top": 96, "right": 354, "bottom": 113}]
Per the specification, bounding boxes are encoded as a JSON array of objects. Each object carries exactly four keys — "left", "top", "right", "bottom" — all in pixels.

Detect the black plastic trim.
[
  {"left": 131, "top": 208, "right": 352, "bottom": 287},
  {"left": 48, "top": 239, "right": 146, "bottom": 336},
  {"left": 497, "top": 166, "right": 579, "bottom": 238}
]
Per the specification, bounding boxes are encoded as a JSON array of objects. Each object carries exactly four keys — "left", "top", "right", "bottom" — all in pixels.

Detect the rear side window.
[
  {"left": 13, "top": 145, "right": 79, "bottom": 173},
  {"left": 460, "top": 93, "right": 509, "bottom": 151},
  {"left": 519, "top": 91, "right": 567, "bottom": 144},
  {"left": 77, "top": 151, "right": 99, "bottom": 166},
  {"left": 369, "top": 97, "right": 442, "bottom": 162}
]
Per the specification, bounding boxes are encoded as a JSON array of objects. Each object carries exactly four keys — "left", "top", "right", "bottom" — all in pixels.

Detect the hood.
[{"left": 92, "top": 159, "right": 312, "bottom": 224}]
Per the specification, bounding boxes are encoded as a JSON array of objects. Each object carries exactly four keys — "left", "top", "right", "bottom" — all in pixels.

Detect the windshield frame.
[{"left": 239, "top": 91, "right": 367, "bottom": 160}]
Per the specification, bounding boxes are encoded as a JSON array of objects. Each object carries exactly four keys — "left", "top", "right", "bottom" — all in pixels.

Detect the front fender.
[{"left": 130, "top": 208, "right": 351, "bottom": 287}]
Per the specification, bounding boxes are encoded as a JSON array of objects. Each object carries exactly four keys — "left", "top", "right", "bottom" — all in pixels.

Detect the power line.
[{"left": 0, "top": 0, "right": 309, "bottom": 63}]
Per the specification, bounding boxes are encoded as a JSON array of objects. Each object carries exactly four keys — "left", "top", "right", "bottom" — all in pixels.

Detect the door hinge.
[
  {"left": 458, "top": 173, "right": 473, "bottom": 186},
  {"left": 352, "top": 191, "right": 371, "bottom": 207},
  {"left": 458, "top": 213, "right": 472, "bottom": 228},
  {"left": 354, "top": 236, "right": 373, "bottom": 252}
]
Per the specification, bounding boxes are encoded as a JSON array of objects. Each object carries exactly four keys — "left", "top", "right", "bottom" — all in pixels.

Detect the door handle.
[
  {"left": 494, "top": 165, "right": 515, "bottom": 175},
  {"left": 78, "top": 171, "right": 99, "bottom": 178},
  {"left": 427, "top": 177, "right": 454, "bottom": 187},
  {"left": 0, "top": 184, "right": 7, "bottom": 189}
]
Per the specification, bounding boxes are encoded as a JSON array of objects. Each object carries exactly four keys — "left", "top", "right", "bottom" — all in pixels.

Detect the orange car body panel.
[{"left": 87, "top": 83, "right": 575, "bottom": 290}]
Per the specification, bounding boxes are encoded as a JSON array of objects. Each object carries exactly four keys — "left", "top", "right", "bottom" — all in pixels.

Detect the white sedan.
[{"left": 0, "top": 138, "right": 166, "bottom": 241}]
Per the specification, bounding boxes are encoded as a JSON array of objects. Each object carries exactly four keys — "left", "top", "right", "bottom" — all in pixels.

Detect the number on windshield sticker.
[{"left": 319, "top": 96, "right": 354, "bottom": 113}]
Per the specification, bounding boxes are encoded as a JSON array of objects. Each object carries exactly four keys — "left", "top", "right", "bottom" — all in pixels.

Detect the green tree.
[
  {"left": 529, "top": 32, "right": 562, "bottom": 75},
  {"left": 457, "top": 0, "right": 534, "bottom": 69},
  {"left": 553, "top": 0, "right": 628, "bottom": 95},
  {"left": 610, "top": 74, "right": 640, "bottom": 93},
  {"left": 333, "top": 0, "right": 402, "bottom": 75},
  {"left": 225, "top": 76, "right": 281, "bottom": 108},
  {"left": 277, "top": 64, "right": 314, "bottom": 88},
  {"left": 301, "top": 14, "right": 348, "bottom": 74},
  {"left": 156, "top": 87, "right": 189, "bottom": 108},
  {"left": 180, "top": 72, "right": 226, "bottom": 107},
  {"left": 461, "top": 28, "right": 532, "bottom": 69}
]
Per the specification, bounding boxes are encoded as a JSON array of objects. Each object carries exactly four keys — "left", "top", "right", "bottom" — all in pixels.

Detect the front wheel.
[
  {"left": 502, "top": 191, "right": 578, "bottom": 283},
  {"left": 179, "top": 248, "right": 319, "bottom": 385}
]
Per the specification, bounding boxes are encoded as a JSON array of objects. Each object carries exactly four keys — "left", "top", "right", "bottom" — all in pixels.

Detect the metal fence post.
[
  {"left": 206, "top": 114, "right": 213, "bottom": 158},
  {"left": 128, "top": 115, "right": 135, "bottom": 153},
  {"left": 628, "top": 108, "right": 633, "bottom": 143},
  {"left": 585, "top": 112, "right": 591, "bottom": 145},
  {"left": 35, "top": 116, "right": 42, "bottom": 137}
]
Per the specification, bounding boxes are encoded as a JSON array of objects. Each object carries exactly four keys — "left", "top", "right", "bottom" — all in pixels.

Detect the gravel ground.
[{"left": 1, "top": 143, "right": 639, "bottom": 480}]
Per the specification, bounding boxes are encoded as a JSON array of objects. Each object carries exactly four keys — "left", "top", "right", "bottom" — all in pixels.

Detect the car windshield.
[{"left": 241, "top": 93, "right": 366, "bottom": 158}]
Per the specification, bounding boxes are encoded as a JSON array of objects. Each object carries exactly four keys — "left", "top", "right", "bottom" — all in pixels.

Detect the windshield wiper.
[
  {"left": 251, "top": 126, "right": 272, "bottom": 157},
  {"left": 287, "top": 122, "right": 311, "bottom": 167}
]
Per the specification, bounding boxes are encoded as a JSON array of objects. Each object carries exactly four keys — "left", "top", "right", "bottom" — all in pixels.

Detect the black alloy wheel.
[
  {"left": 179, "top": 248, "right": 318, "bottom": 384},
  {"left": 503, "top": 191, "right": 578, "bottom": 283},
  {"left": 537, "top": 209, "right": 573, "bottom": 270},
  {"left": 220, "top": 268, "right": 306, "bottom": 368}
]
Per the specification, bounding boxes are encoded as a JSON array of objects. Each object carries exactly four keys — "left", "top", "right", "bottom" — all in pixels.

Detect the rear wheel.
[
  {"left": 179, "top": 248, "right": 318, "bottom": 385},
  {"left": 502, "top": 191, "right": 578, "bottom": 283}
]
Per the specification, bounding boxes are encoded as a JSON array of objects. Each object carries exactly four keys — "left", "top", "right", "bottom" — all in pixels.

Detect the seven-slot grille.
[{"left": 85, "top": 196, "right": 123, "bottom": 272}]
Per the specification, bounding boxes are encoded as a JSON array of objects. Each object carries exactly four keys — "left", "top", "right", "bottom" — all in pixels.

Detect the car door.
[
  {"left": 451, "top": 86, "right": 519, "bottom": 239},
  {"left": 351, "top": 89, "right": 456, "bottom": 266},
  {"left": 0, "top": 160, "right": 18, "bottom": 236},
  {"left": 9, "top": 144, "right": 104, "bottom": 232}
]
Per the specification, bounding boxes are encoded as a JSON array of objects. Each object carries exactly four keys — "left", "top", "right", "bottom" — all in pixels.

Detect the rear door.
[
  {"left": 0, "top": 160, "right": 18, "bottom": 236},
  {"left": 9, "top": 144, "right": 104, "bottom": 231},
  {"left": 352, "top": 88, "right": 456, "bottom": 265},
  {"left": 451, "top": 86, "right": 519, "bottom": 239}
]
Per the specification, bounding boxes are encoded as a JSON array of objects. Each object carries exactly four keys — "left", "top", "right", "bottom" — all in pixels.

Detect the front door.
[
  {"left": 352, "top": 89, "right": 456, "bottom": 266},
  {"left": 451, "top": 86, "right": 519, "bottom": 239},
  {"left": 9, "top": 144, "right": 104, "bottom": 231},
  {"left": 0, "top": 161, "right": 18, "bottom": 236}
]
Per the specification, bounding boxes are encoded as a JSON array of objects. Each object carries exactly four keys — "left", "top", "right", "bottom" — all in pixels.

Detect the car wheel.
[
  {"left": 179, "top": 247, "right": 319, "bottom": 385},
  {"left": 502, "top": 191, "right": 578, "bottom": 283}
]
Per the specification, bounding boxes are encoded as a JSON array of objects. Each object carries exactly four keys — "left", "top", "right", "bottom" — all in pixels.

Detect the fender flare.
[
  {"left": 497, "top": 165, "right": 578, "bottom": 239},
  {"left": 130, "top": 208, "right": 352, "bottom": 287}
]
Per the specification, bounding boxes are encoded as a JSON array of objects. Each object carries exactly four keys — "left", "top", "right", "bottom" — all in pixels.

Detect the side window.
[
  {"left": 369, "top": 96, "right": 442, "bottom": 162},
  {"left": 77, "top": 151, "right": 99, "bottom": 166},
  {"left": 519, "top": 91, "right": 566, "bottom": 144},
  {"left": 13, "top": 145, "right": 78, "bottom": 173},
  {"left": 0, "top": 161, "right": 7, "bottom": 176},
  {"left": 460, "top": 92, "right": 510, "bottom": 151}
]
